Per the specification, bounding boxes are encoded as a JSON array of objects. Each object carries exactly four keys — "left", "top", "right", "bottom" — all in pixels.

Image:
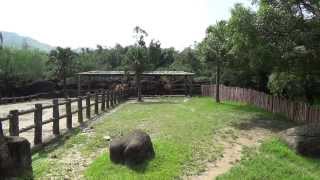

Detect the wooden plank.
[
  {"left": 66, "top": 99, "right": 72, "bottom": 130},
  {"left": 94, "top": 93, "right": 99, "bottom": 115},
  {"left": 86, "top": 93, "right": 91, "bottom": 119},
  {"left": 9, "top": 110, "right": 19, "bottom": 136},
  {"left": 52, "top": 99, "right": 60, "bottom": 136},
  {"left": 34, "top": 104, "right": 42, "bottom": 145},
  {"left": 78, "top": 97, "right": 83, "bottom": 124}
]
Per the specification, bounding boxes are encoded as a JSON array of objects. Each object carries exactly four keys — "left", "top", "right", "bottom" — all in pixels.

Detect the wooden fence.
[
  {"left": 0, "top": 89, "right": 98, "bottom": 105},
  {"left": 202, "top": 85, "right": 320, "bottom": 124},
  {"left": 0, "top": 93, "right": 51, "bottom": 105},
  {"left": 0, "top": 89, "right": 128, "bottom": 151}
]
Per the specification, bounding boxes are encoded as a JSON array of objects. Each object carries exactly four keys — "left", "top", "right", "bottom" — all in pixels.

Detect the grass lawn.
[
  {"left": 31, "top": 97, "right": 292, "bottom": 179},
  {"left": 217, "top": 138, "right": 320, "bottom": 180}
]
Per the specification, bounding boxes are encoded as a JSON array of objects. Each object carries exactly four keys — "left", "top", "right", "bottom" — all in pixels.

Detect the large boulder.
[
  {"left": 280, "top": 124, "right": 320, "bottom": 156},
  {"left": 0, "top": 136, "right": 32, "bottom": 178},
  {"left": 109, "top": 130, "right": 155, "bottom": 165}
]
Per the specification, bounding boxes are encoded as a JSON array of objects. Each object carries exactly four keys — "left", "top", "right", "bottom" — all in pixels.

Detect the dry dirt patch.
[{"left": 187, "top": 120, "right": 280, "bottom": 180}]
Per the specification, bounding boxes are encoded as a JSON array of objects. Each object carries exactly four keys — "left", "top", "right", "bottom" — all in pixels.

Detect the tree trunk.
[
  {"left": 63, "top": 77, "right": 67, "bottom": 98},
  {"left": 216, "top": 61, "right": 221, "bottom": 103},
  {"left": 136, "top": 73, "right": 142, "bottom": 102}
]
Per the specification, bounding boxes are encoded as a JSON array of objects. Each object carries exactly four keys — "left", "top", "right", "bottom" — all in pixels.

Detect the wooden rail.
[
  {"left": 0, "top": 89, "right": 97, "bottom": 105},
  {"left": 0, "top": 93, "right": 49, "bottom": 105},
  {"left": 0, "top": 89, "right": 128, "bottom": 149},
  {"left": 202, "top": 85, "right": 320, "bottom": 124}
]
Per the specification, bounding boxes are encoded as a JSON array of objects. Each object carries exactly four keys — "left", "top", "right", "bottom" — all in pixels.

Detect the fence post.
[
  {"left": 34, "top": 104, "right": 43, "bottom": 145},
  {"left": 95, "top": 93, "right": 99, "bottom": 115},
  {"left": 110, "top": 90, "right": 114, "bottom": 107},
  {"left": 53, "top": 99, "right": 60, "bottom": 136},
  {"left": 0, "top": 120, "right": 3, "bottom": 137},
  {"left": 86, "top": 93, "right": 91, "bottom": 119},
  {"left": 113, "top": 91, "right": 117, "bottom": 105},
  {"left": 106, "top": 90, "right": 110, "bottom": 109},
  {"left": 9, "top": 110, "right": 19, "bottom": 136},
  {"left": 66, "top": 99, "right": 72, "bottom": 130},
  {"left": 305, "top": 104, "right": 310, "bottom": 123},
  {"left": 101, "top": 91, "right": 106, "bottom": 111},
  {"left": 78, "top": 97, "right": 83, "bottom": 124}
]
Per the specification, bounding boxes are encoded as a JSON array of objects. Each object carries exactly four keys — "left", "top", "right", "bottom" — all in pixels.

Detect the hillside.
[{"left": 0, "top": 31, "right": 53, "bottom": 52}]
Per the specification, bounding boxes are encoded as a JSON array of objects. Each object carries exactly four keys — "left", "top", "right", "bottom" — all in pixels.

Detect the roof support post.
[{"left": 78, "top": 74, "right": 81, "bottom": 96}]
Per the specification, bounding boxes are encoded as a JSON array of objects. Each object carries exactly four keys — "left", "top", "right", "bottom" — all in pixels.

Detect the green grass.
[
  {"left": 82, "top": 97, "right": 286, "bottom": 179},
  {"left": 31, "top": 97, "right": 291, "bottom": 179},
  {"left": 217, "top": 138, "right": 320, "bottom": 180}
]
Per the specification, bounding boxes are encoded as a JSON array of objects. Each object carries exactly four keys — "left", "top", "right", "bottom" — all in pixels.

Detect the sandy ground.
[{"left": 0, "top": 98, "right": 97, "bottom": 147}]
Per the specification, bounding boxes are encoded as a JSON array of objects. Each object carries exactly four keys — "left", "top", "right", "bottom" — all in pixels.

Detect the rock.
[
  {"left": 109, "top": 130, "right": 155, "bottom": 165},
  {"left": 0, "top": 137, "right": 13, "bottom": 171},
  {"left": 280, "top": 124, "right": 320, "bottom": 156},
  {"left": 104, "top": 136, "right": 111, "bottom": 141},
  {"left": 0, "top": 136, "right": 32, "bottom": 178}
]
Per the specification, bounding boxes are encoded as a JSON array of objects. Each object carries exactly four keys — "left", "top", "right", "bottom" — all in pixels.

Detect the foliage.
[
  {"left": 47, "top": 47, "right": 77, "bottom": 94},
  {"left": 125, "top": 26, "right": 150, "bottom": 101},
  {"left": 0, "top": 47, "right": 48, "bottom": 96},
  {"left": 196, "top": 1, "right": 320, "bottom": 103},
  {"left": 198, "top": 20, "right": 230, "bottom": 102},
  {"left": 267, "top": 72, "right": 305, "bottom": 99}
]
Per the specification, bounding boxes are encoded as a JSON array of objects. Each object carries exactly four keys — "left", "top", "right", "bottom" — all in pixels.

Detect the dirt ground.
[{"left": 0, "top": 98, "right": 96, "bottom": 147}]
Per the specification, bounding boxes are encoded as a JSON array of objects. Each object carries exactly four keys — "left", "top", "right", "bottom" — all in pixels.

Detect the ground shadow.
[
  {"left": 126, "top": 159, "right": 152, "bottom": 173},
  {"left": 220, "top": 101, "right": 297, "bottom": 133},
  {"left": 138, "top": 101, "right": 179, "bottom": 105}
]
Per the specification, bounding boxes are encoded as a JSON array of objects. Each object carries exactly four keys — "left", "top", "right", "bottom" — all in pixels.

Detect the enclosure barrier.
[
  {"left": 202, "top": 85, "right": 320, "bottom": 124},
  {"left": 0, "top": 93, "right": 48, "bottom": 105},
  {"left": 0, "top": 89, "right": 103, "bottom": 105},
  {"left": 0, "top": 89, "right": 128, "bottom": 152}
]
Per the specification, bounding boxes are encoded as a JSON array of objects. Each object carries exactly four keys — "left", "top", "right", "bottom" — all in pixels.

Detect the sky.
[{"left": 0, "top": 0, "right": 253, "bottom": 50}]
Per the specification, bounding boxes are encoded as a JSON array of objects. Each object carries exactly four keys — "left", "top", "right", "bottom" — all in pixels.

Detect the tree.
[
  {"left": 170, "top": 47, "right": 201, "bottom": 74},
  {"left": 256, "top": 0, "right": 320, "bottom": 104},
  {"left": 125, "top": 26, "right": 149, "bottom": 101},
  {"left": 0, "top": 48, "right": 47, "bottom": 96},
  {"left": 199, "top": 21, "right": 230, "bottom": 103},
  {"left": 148, "top": 40, "right": 162, "bottom": 70},
  {"left": 0, "top": 32, "right": 3, "bottom": 49},
  {"left": 48, "top": 47, "right": 76, "bottom": 96}
]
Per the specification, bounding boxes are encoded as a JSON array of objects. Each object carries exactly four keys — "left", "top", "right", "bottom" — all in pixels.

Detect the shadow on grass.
[
  {"left": 137, "top": 101, "right": 179, "bottom": 105},
  {"left": 32, "top": 128, "right": 82, "bottom": 161},
  {"left": 219, "top": 101, "right": 297, "bottom": 133},
  {"left": 126, "top": 159, "right": 152, "bottom": 173}
]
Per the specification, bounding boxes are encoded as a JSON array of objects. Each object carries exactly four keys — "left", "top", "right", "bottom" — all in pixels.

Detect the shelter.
[{"left": 77, "top": 71, "right": 195, "bottom": 96}]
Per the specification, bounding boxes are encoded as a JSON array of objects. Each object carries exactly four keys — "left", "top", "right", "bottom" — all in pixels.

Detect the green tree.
[
  {"left": 256, "top": 0, "right": 320, "bottom": 104},
  {"left": 148, "top": 40, "right": 162, "bottom": 69},
  {"left": 0, "top": 32, "right": 3, "bottom": 49},
  {"left": 48, "top": 47, "right": 77, "bottom": 96},
  {"left": 125, "top": 26, "right": 149, "bottom": 101},
  {"left": 199, "top": 21, "right": 230, "bottom": 103},
  {"left": 0, "top": 48, "right": 47, "bottom": 96}
]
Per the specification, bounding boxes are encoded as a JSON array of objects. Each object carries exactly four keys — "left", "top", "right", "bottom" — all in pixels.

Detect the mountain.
[{"left": 0, "top": 31, "right": 53, "bottom": 52}]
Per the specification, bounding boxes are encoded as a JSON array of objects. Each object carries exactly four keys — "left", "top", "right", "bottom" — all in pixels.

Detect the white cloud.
[{"left": 0, "top": 0, "right": 252, "bottom": 50}]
